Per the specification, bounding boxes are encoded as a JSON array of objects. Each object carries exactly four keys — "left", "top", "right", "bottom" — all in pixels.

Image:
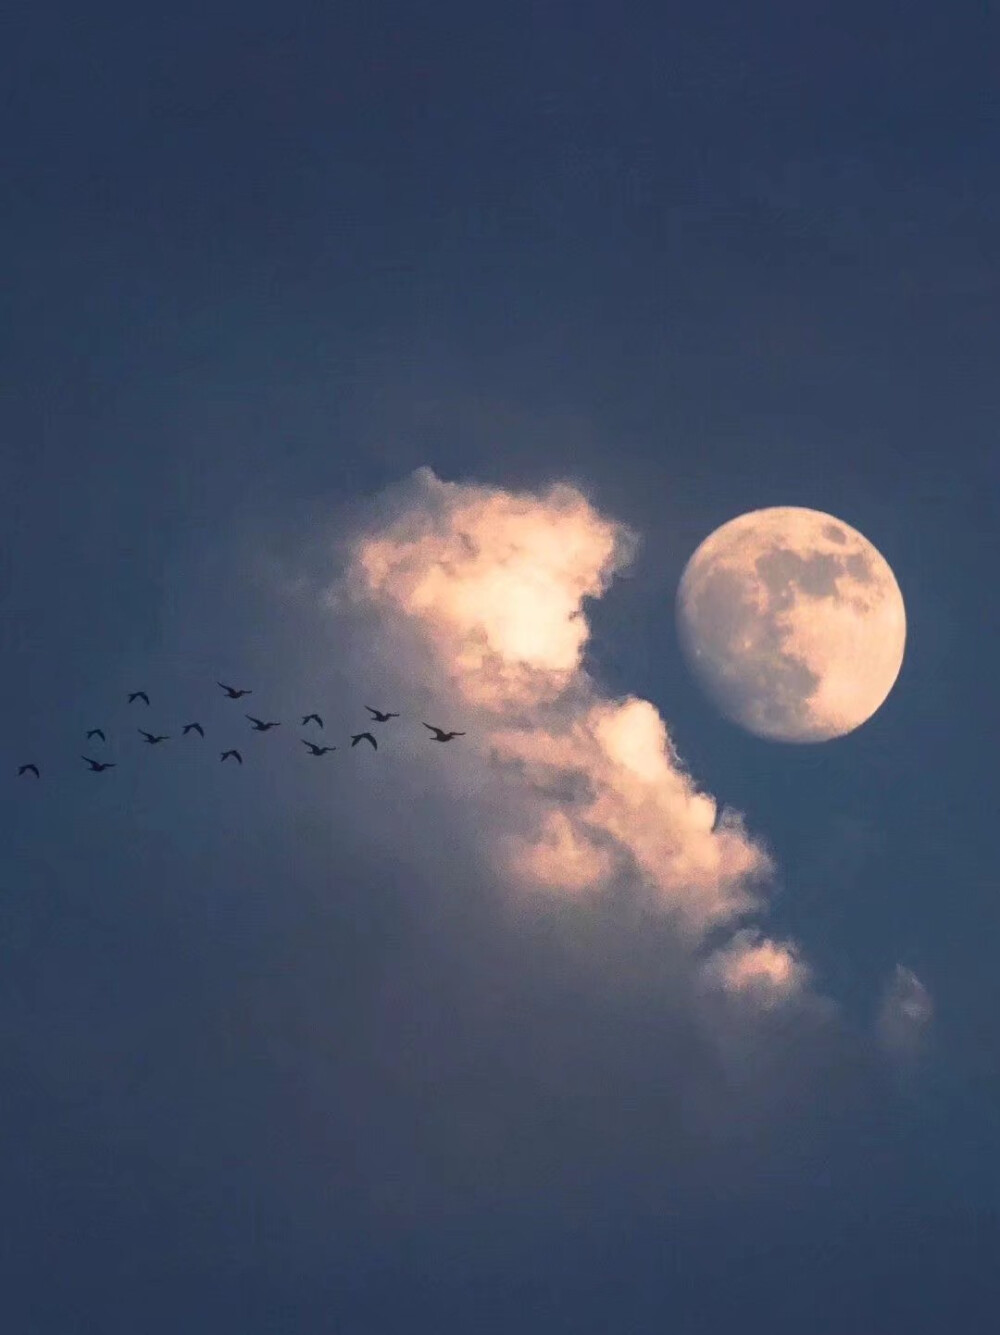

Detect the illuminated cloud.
[
  {"left": 700, "top": 930, "right": 811, "bottom": 1009},
  {"left": 489, "top": 697, "right": 771, "bottom": 937},
  {"left": 342, "top": 467, "right": 808, "bottom": 997},
  {"left": 876, "top": 964, "right": 933, "bottom": 1059},
  {"left": 348, "top": 466, "right": 635, "bottom": 709}
]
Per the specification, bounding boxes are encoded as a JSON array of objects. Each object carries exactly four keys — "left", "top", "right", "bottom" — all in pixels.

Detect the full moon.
[{"left": 676, "top": 507, "right": 906, "bottom": 742}]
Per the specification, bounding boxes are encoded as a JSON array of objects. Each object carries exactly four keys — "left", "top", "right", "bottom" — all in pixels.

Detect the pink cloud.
[
  {"left": 700, "top": 930, "right": 812, "bottom": 1009},
  {"left": 342, "top": 467, "right": 810, "bottom": 1000}
]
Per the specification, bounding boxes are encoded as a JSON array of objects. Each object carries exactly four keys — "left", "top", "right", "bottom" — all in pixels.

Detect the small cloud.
[
  {"left": 701, "top": 930, "right": 812, "bottom": 1010},
  {"left": 876, "top": 964, "right": 933, "bottom": 1060}
]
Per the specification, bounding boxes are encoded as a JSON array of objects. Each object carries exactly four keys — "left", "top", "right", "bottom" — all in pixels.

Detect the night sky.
[{"left": 3, "top": 2, "right": 999, "bottom": 1330}]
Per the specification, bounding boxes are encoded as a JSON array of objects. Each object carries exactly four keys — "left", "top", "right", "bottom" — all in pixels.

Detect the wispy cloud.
[{"left": 877, "top": 964, "right": 933, "bottom": 1061}]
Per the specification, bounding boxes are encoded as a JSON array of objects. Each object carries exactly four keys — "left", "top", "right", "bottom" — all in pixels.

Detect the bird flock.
[{"left": 16, "top": 681, "right": 465, "bottom": 779}]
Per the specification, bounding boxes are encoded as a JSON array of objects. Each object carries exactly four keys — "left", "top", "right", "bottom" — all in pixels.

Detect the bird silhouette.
[
  {"left": 18, "top": 763, "right": 39, "bottom": 778},
  {"left": 218, "top": 682, "right": 252, "bottom": 699},
  {"left": 82, "top": 756, "right": 115, "bottom": 772},
  {"left": 246, "top": 715, "right": 280, "bottom": 731},
  {"left": 86, "top": 728, "right": 105, "bottom": 742},
  {"left": 365, "top": 706, "right": 399, "bottom": 722},
  {"left": 423, "top": 723, "right": 465, "bottom": 742},
  {"left": 182, "top": 722, "right": 204, "bottom": 737},
  {"left": 302, "top": 740, "right": 336, "bottom": 756},
  {"left": 138, "top": 730, "right": 169, "bottom": 744},
  {"left": 128, "top": 691, "right": 150, "bottom": 705},
  {"left": 220, "top": 749, "right": 243, "bottom": 764},
  {"left": 351, "top": 732, "right": 377, "bottom": 749},
  {"left": 301, "top": 713, "right": 323, "bottom": 728}
]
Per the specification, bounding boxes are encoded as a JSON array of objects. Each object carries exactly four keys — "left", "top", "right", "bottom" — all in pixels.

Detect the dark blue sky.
[{"left": 2, "top": 2, "right": 999, "bottom": 1330}]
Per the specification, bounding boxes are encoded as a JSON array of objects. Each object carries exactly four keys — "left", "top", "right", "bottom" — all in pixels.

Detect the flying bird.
[
  {"left": 128, "top": 691, "right": 149, "bottom": 705},
  {"left": 18, "top": 763, "right": 39, "bottom": 778},
  {"left": 365, "top": 706, "right": 399, "bottom": 722},
  {"left": 82, "top": 756, "right": 115, "bottom": 772},
  {"left": 138, "top": 730, "right": 169, "bottom": 744},
  {"left": 246, "top": 715, "right": 280, "bottom": 731},
  {"left": 302, "top": 740, "right": 336, "bottom": 756},
  {"left": 182, "top": 722, "right": 204, "bottom": 736},
  {"left": 220, "top": 749, "right": 243, "bottom": 764},
  {"left": 301, "top": 713, "right": 323, "bottom": 728},
  {"left": 218, "top": 682, "right": 252, "bottom": 699},
  {"left": 86, "top": 728, "right": 105, "bottom": 742},
  {"left": 422, "top": 723, "right": 465, "bottom": 742},
  {"left": 351, "top": 732, "right": 377, "bottom": 749}
]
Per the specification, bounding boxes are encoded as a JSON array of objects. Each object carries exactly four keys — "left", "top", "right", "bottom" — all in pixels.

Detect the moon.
[{"left": 675, "top": 507, "right": 906, "bottom": 742}]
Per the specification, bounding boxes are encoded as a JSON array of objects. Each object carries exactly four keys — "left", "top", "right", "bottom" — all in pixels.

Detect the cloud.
[
  {"left": 701, "top": 929, "right": 812, "bottom": 1010},
  {"left": 345, "top": 466, "right": 635, "bottom": 710},
  {"left": 877, "top": 964, "right": 934, "bottom": 1061},
  {"left": 44, "top": 464, "right": 887, "bottom": 1244},
  {"left": 339, "top": 467, "right": 808, "bottom": 988}
]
